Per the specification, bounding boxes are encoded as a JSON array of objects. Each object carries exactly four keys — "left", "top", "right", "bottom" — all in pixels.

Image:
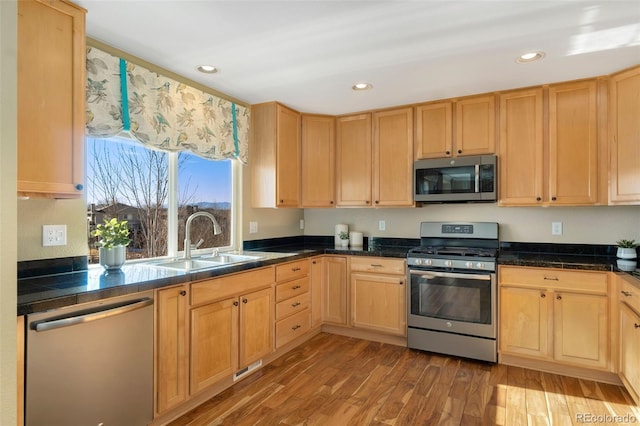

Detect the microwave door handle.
[{"left": 474, "top": 164, "right": 480, "bottom": 192}]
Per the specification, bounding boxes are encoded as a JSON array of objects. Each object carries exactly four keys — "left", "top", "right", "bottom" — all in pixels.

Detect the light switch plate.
[
  {"left": 43, "top": 224, "right": 67, "bottom": 246},
  {"left": 249, "top": 221, "right": 258, "bottom": 234},
  {"left": 379, "top": 220, "right": 386, "bottom": 231},
  {"left": 551, "top": 222, "right": 563, "bottom": 236}
]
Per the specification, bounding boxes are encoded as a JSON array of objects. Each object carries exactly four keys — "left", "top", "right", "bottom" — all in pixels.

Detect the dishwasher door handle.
[{"left": 31, "top": 297, "right": 154, "bottom": 332}]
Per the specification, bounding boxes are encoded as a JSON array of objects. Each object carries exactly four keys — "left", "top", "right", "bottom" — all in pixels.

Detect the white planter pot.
[
  {"left": 617, "top": 259, "right": 637, "bottom": 272},
  {"left": 339, "top": 239, "right": 349, "bottom": 247},
  {"left": 617, "top": 247, "right": 637, "bottom": 259},
  {"left": 99, "top": 245, "right": 126, "bottom": 270}
]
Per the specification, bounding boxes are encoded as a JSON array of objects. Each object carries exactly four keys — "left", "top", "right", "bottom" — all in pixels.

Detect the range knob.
[
  {"left": 415, "top": 258, "right": 424, "bottom": 265},
  {"left": 476, "top": 262, "right": 485, "bottom": 269},
  {"left": 465, "top": 261, "right": 474, "bottom": 268},
  {"left": 425, "top": 259, "right": 433, "bottom": 266},
  {"left": 444, "top": 260, "right": 453, "bottom": 268}
]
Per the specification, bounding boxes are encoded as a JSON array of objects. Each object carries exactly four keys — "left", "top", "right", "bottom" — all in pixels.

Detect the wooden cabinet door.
[
  {"left": 322, "top": 256, "right": 348, "bottom": 325},
  {"left": 310, "top": 257, "right": 324, "bottom": 327},
  {"left": 336, "top": 114, "right": 372, "bottom": 206},
  {"left": 548, "top": 80, "right": 598, "bottom": 205},
  {"left": 620, "top": 303, "right": 640, "bottom": 404},
  {"left": 373, "top": 108, "right": 414, "bottom": 207},
  {"left": 17, "top": 0, "right": 86, "bottom": 198},
  {"left": 553, "top": 292, "right": 608, "bottom": 369},
  {"left": 351, "top": 272, "right": 406, "bottom": 336},
  {"left": 156, "top": 285, "right": 189, "bottom": 414},
  {"left": 609, "top": 66, "right": 640, "bottom": 204},
  {"left": 455, "top": 94, "right": 496, "bottom": 156},
  {"left": 275, "top": 104, "right": 301, "bottom": 207},
  {"left": 499, "top": 286, "right": 550, "bottom": 359},
  {"left": 239, "top": 287, "right": 273, "bottom": 368},
  {"left": 499, "top": 89, "right": 544, "bottom": 205},
  {"left": 301, "top": 115, "right": 335, "bottom": 207},
  {"left": 190, "top": 298, "right": 238, "bottom": 394},
  {"left": 415, "top": 101, "right": 453, "bottom": 159}
]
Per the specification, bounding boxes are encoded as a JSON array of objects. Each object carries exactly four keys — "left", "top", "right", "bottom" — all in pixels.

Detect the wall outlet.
[
  {"left": 378, "top": 220, "right": 386, "bottom": 231},
  {"left": 299, "top": 219, "right": 305, "bottom": 230},
  {"left": 551, "top": 222, "right": 563, "bottom": 236},
  {"left": 249, "top": 221, "right": 258, "bottom": 234},
  {"left": 43, "top": 224, "right": 67, "bottom": 246}
]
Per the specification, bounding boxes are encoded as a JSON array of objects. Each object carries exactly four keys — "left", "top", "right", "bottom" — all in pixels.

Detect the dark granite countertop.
[{"left": 18, "top": 236, "right": 415, "bottom": 315}]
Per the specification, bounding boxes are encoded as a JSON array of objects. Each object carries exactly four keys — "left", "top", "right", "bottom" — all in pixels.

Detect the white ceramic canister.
[{"left": 349, "top": 231, "right": 363, "bottom": 247}]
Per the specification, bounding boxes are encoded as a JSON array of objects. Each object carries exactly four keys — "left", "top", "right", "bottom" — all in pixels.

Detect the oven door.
[{"left": 408, "top": 269, "right": 496, "bottom": 339}]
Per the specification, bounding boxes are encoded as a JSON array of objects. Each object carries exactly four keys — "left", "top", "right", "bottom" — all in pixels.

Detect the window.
[{"left": 86, "top": 137, "right": 235, "bottom": 264}]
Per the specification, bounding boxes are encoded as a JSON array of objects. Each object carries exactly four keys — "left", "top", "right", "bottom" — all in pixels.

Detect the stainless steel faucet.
[{"left": 184, "top": 211, "right": 222, "bottom": 260}]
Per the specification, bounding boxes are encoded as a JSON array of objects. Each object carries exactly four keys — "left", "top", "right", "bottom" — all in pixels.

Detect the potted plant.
[
  {"left": 92, "top": 218, "right": 132, "bottom": 270},
  {"left": 338, "top": 231, "right": 350, "bottom": 247},
  {"left": 616, "top": 239, "right": 637, "bottom": 259}
]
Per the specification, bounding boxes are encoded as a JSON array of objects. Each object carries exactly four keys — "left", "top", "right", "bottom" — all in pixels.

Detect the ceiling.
[{"left": 77, "top": 0, "right": 640, "bottom": 115}]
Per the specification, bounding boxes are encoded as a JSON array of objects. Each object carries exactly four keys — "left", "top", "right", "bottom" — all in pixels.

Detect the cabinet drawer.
[
  {"left": 276, "top": 292, "right": 310, "bottom": 320},
  {"left": 276, "top": 308, "right": 310, "bottom": 348},
  {"left": 620, "top": 274, "right": 640, "bottom": 314},
  {"left": 191, "top": 267, "right": 275, "bottom": 306},
  {"left": 276, "top": 259, "right": 309, "bottom": 282},
  {"left": 276, "top": 277, "right": 309, "bottom": 303},
  {"left": 350, "top": 257, "right": 406, "bottom": 275},
  {"left": 499, "top": 266, "right": 608, "bottom": 294}
]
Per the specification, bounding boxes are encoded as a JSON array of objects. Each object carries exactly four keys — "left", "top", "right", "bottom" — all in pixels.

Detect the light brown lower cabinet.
[
  {"left": 350, "top": 272, "right": 406, "bottom": 336},
  {"left": 499, "top": 266, "right": 610, "bottom": 373},
  {"left": 322, "top": 256, "right": 348, "bottom": 325},
  {"left": 618, "top": 273, "right": 640, "bottom": 404},
  {"left": 155, "top": 267, "right": 275, "bottom": 417}
]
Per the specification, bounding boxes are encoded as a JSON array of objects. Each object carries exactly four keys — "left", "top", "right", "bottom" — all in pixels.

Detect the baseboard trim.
[{"left": 321, "top": 324, "right": 407, "bottom": 347}]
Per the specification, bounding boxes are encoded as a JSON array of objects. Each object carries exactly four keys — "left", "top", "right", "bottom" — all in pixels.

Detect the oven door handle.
[{"left": 409, "top": 269, "right": 491, "bottom": 281}]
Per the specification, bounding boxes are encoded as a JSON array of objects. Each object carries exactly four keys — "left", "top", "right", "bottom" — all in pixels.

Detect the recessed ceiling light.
[
  {"left": 516, "top": 51, "right": 546, "bottom": 63},
  {"left": 197, "top": 65, "right": 218, "bottom": 74},
  {"left": 352, "top": 82, "right": 373, "bottom": 91}
]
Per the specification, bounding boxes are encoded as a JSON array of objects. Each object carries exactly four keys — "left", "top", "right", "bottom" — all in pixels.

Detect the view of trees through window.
[{"left": 87, "top": 137, "right": 232, "bottom": 263}]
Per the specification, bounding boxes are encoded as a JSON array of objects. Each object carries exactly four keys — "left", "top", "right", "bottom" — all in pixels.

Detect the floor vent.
[{"left": 233, "top": 359, "right": 262, "bottom": 382}]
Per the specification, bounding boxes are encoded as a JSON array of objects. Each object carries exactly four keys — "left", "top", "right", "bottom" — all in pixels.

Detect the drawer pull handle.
[
  {"left": 370, "top": 264, "right": 383, "bottom": 268},
  {"left": 540, "top": 293, "right": 546, "bottom": 298},
  {"left": 292, "top": 285, "right": 301, "bottom": 290},
  {"left": 292, "top": 302, "right": 301, "bottom": 307},
  {"left": 292, "top": 267, "right": 301, "bottom": 272},
  {"left": 544, "top": 276, "right": 559, "bottom": 281},
  {"left": 292, "top": 325, "right": 301, "bottom": 331},
  {"left": 622, "top": 291, "right": 632, "bottom": 297}
]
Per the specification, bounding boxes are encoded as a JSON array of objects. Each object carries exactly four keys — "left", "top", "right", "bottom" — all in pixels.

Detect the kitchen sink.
[{"left": 149, "top": 253, "right": 264, "bottom": 271}]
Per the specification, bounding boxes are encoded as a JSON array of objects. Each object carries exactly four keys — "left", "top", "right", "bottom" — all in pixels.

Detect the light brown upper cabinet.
[
  {"left": 415, "top": 95, "right": 495, "bottom": 159},
  {"left": 301, "top": 114, "right": 335, "bottom": 207},
  {"left": 499, "top": 80, "right": 598, "bottom": 206},
  {"left": 609, "top": 66, "right": 640, "bottom": 204},
  {"left": 17, "top": 0, "right": 86, "bottom": 198},
  {"left": 336, "top": 108, "right": 413, "bottom": 207},
  {"left": 250, "top": 102, "right": 301, "bottom": 208}
]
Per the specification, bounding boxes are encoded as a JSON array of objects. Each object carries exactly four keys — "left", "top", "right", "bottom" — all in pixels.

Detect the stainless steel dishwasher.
[{"left": 26, "top": 290, "right": 154, "bottom": 426}]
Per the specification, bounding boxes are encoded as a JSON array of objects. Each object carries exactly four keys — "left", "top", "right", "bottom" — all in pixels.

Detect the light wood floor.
[{"left": 169, "top": 333, "right": 640, "bottom": 426}]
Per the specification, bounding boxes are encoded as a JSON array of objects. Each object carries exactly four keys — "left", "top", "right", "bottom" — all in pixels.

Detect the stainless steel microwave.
[{"left": 414, "top": 155, "right": 497, "bottom": 203}]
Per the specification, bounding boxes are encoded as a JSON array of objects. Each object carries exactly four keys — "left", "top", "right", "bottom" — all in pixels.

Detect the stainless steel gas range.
[{"left": 407, "top": 221, "right": 499, "bottom": 362}]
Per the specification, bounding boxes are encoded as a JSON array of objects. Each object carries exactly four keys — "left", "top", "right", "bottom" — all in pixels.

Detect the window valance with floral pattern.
[{"left": 85, "top": 46, "right": 249, "bottom": 163}]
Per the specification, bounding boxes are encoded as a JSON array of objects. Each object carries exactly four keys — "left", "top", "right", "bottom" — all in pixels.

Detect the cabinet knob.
[
  {"left": 622, "top": 291, "right": 632, "bottom": 297},
  {"left": 330, "top": 201, "right": 334, "bottom": 204},
  {"left": 365, "top": 200, "right": 370, "bottom": 204},
  {"left": 242, "top": 298, "right": 248, "bottom": 304},
  {"left": 75, "top": 183, "right": 84, "bottom": 191},
  {"left": 375, "top": 200, "right": 379, "bottom": 204},
  {"left": 279, "top": 199, "right": 284, "bottom": 204},
  {"left": 536, "top": 197, "right": 542, "bottom": 202},
  {"left": 540, "top": 293, "right": 546, "bottom": 298},
  {"left": 457, "top": 149, "right": 462, "bottom": 154},
  {"left": 635, "top": 323, "right": 640, "bottom": 329},
  {"left": 556, "top": 295, "right": 562, "bottom": 300},
  {"left": 233, "top": 301, "right": 239, "bottom": 307},
  {"left": 399, "top": 280, "right": 404, "bottom": 285},
  {"left": 551, "top": 196, "right": 557, "bottom": 201},
  {"left": 179, "top": 290, "right": 186, "bottom": 296},
  {"left": 445, "top": 151, "right": 451, "bottom": 155}
]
